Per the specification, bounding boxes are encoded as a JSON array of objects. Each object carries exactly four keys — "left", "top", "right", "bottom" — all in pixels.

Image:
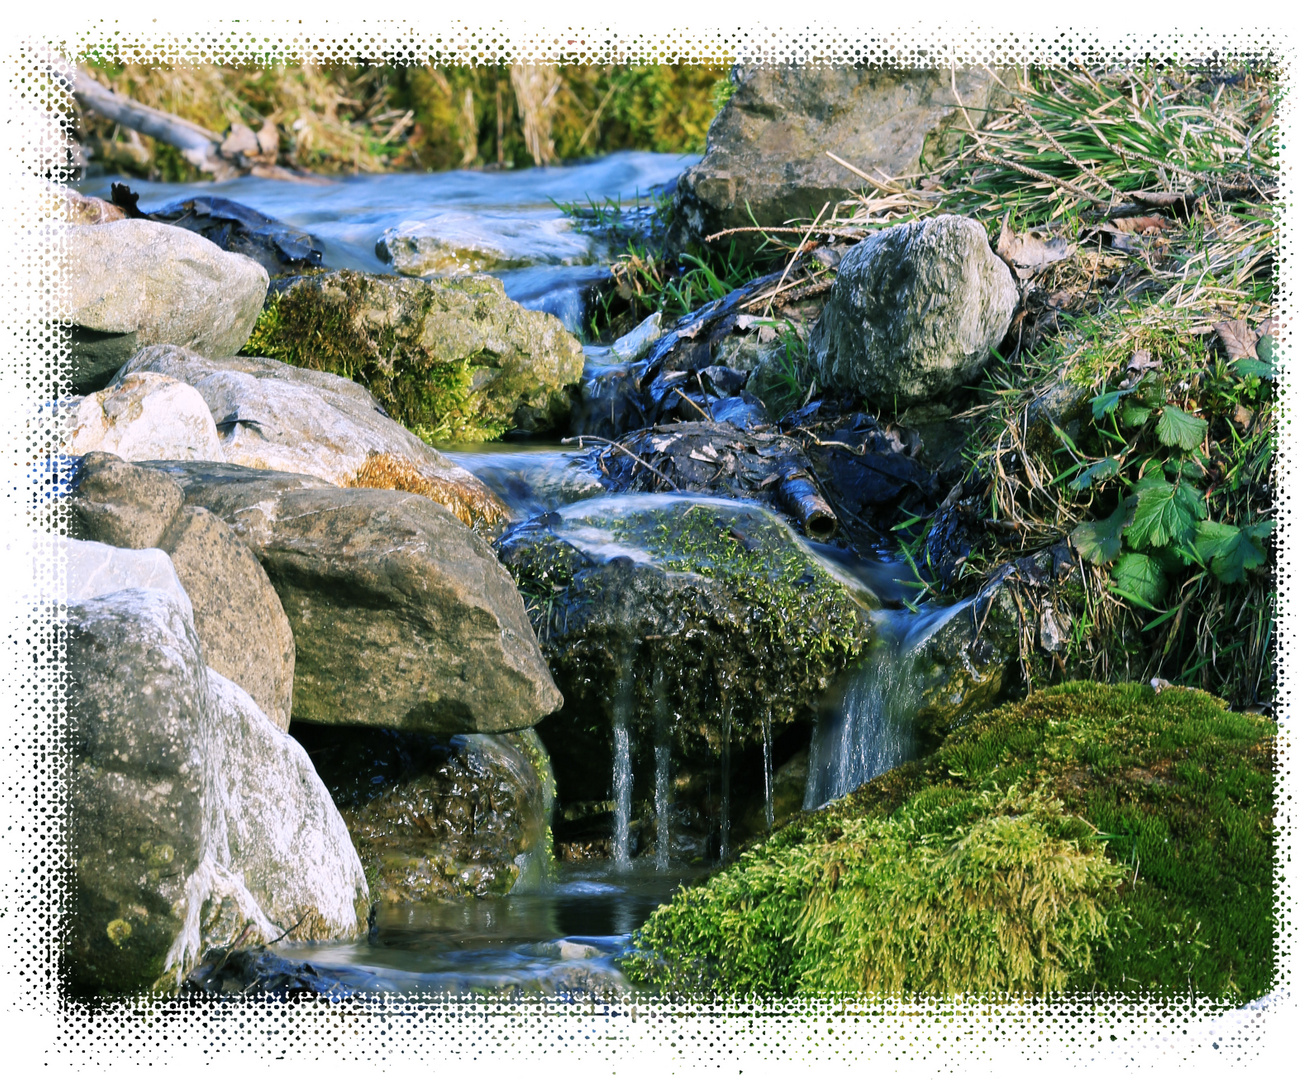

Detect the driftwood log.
[{"left": 72, "top": 67, "right": 307, "bottom": 181}]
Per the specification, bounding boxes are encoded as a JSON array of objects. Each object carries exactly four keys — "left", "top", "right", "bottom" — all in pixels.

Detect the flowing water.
[
  {"left": 80, "top": 152, "right": 949, "bottom": 995},
  {"left": 79, "top": 150, "right": 694, "bottom": 334}
]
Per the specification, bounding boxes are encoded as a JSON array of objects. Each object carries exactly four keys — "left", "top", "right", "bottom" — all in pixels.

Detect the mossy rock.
[
  {"left": 241, "top": 269, "right": 583, "bottom": 442},
  {"left": 623, "top": 681, "right": 1275, "bottom": 1002},
  {"left": 498, "top": 495, "right": 872, "bottom": 756}
]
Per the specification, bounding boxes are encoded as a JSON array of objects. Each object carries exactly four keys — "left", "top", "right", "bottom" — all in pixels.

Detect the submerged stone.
[{"left": 294, "top": 724, "right": 555, "bottom": 902}]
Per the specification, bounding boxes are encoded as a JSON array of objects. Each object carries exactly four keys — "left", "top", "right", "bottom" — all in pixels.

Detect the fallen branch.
[
  {"left": 563, "top": 435, "right": 679, "bottom": 490},
  {"left": 72, "top": 67, "right": 236, "bottom": 178}
]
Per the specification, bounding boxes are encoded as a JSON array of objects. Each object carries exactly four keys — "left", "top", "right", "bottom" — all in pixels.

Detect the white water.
[
  {"left": 805, "top": 599, "right": 972, "bottom": 809},
  {"left": 762, "top": 711, "right": 775, "bottom": 834}
]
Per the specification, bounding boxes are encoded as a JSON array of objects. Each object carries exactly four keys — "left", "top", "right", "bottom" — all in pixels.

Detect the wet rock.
[
  {"left": 70, "top": 453, "right": 297, "bottom": 730},
  {"left": 119, "top": 345, "right": 508, "bottom": 533},
  {"left": 183, "top": 946, "right": 359, "bottom": 1000},
  {"left": 378, "top": 211, "right": 594, "bottom": 276},
  {"left": 295, "top": 724, "right": 554, "bottom": 902},
  {"left": 499, "top": 495, "right": 871, "bottom": 758},
  {"left": 587, "top": 421, "right": 839, "bottom": 541},
  {"left": 809, "top": 216, "right": 1018, "bottom": 406},
  {"left": 672, "top": 65, "right": 1010, "bottom": 245},
  {"left": 141, "top": 460, "right": 562, "bottom": 735},
  {"left": 61, "top": 372, "right": 223, "bottom": 462},
  {"left": 67, "top": 219, "right": 268, "bottom": 394},
  {"left": 115, "top": 187, "right": 323, "bottom": 276},
  {"left": 63, "top": 566, "right": 367, "bottom": 997},
  {"left": 780, "top": 404, "right": 942, "bottom": 544},
  {"left": 245, "top": 270, "right": 583, "bottom": 441}
]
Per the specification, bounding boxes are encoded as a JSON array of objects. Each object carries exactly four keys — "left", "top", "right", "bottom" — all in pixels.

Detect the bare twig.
[
  {"left": 565, "top": 435, "right": 678, "bottom": 490},
  {"left": 673, "top": 386, "right": 714, "bottom": 423},
  {"left": 762, "top": 203, "right": 829, "bottom": 316}
]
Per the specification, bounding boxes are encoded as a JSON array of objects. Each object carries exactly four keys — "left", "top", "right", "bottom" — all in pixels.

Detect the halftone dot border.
[{"left": 0, "top": 18, "right": 1294, "bottom": 1070}]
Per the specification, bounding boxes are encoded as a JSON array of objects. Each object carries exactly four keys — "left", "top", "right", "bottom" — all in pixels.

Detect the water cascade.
[
  {"left": 719, "top": 708, "right": 732, "bottom": 863},
  {"left": 805, "top": 600, "right": 971, "bottom": 809},
  {"left": 611, "top": 656, "right": 636, "bottom": 869},
  {"left": 652, "top": 669, "right": 672, "bottom": 870},
  {"left": 762, "top": 710, "right": 774, "bottom": 834}
]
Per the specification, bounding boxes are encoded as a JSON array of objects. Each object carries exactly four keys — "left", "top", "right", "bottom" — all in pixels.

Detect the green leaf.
[
  {"left": 1165, "top": 457, "right": 1207, "bottom": 482},
  {"left": 1193, "top": 519, "right": 1271, "bottom": 583},
  {"left": 1070, "top": 457, "right": 1120, "bottom": 492},
  {"left": 1125, "top": 473, "right": 1205, "bottom": 550},
  {"left": 1091, "top": 387, "right": 1136, "bottom": 420},
  {"left": 1256, "top": 335, "right": 1275, "bottom": 364},
  {"left": 1121, "top": 402, "right": 1153, "bottom": 426},
  {"left": 1070, "top": 499, "right": 1134, "bottom": 565},
  {"left": 1233, "top": 357, "right": 1275, "bottom": 380},
  {"left": 1156, "top": 406, "right": 1208, "bottom": 451},
  {"left": 1111, "top": 552, "right": 1168, "bottom": 608}
]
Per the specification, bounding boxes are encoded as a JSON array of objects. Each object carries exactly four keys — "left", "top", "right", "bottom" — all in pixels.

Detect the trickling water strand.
[
  {"left": 652, "top": 669, "right": 671, "bottom": 870},
  {"left": 762, "top": 710, "right": 774, "bottom": 834},
  {"left": 612, "top": 716, "right": 633, "bottom": 868},
  {"left": 611, "top": 657, "right": 635, "bottom": 869},
  {"left": 719, "top": 711, "right": 731, "bottom": 863}
]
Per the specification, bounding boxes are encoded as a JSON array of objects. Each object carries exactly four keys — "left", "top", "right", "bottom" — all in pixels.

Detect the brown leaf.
[
  {"left": 1214, "top": 319, "right": 1259, "bottom": 361},
  {"left": 1257, "top": 317, "right": 1274, "bottom": 339},
  {"left": 1233, "top": 404, "right": 1255, "bottom": 429},
  {"left": 1127, "top": 349, "right": 1162, "bottom": 374},
  {"left": 1130, "top": 190, "right": 1199, "bottom": 214},
  {"left": 996, "top": 220, "right": 1071, "bottom": 281},
  {"left": 1109, "top": 214, "right": 1171, "bottom": 234}
]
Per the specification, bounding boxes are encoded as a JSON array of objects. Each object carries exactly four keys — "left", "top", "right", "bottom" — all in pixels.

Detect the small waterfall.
[
  {"left": 652, "top": 669, "right": 671, "bottom": 871},
  {"left": 761, "top": 710, "right": 774, "bottom": 834},
  {"left": 718, "top": 710, "right": 732, "bottom": 863},
  {"left": 805, "top": 600, "right": 971, "bottom": 809},
  {"left": 611, "top": 656, "right": 636, "bottom": 869}
]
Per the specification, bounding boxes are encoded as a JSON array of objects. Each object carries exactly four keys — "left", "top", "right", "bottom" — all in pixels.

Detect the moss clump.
[
  {"left": 242, "top": 271, "right": 582, "bottom": 443},
  {"left": 622, "top": 682, "right": 1275, "bottom": 1002},
  {"left": 346, "top": 451, "right": 510, "bottom": 537},
  {"left": 500, "top": 499, "right": 870, "bottom": 754}
]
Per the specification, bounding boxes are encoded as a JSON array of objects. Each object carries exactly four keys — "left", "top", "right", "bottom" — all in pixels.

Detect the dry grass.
[{"left": 347, "top": 451, "right": 509, "bottom": 536}]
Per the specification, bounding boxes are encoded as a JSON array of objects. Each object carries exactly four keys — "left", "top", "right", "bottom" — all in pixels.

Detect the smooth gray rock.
[
  {"left": 809, "top": 215, "right": 1018, "bottom": 405},
  {"left": 69, "top": 451, "right": 184, "bottom": 548},
  {"left": 68, "top": 219, "right": 268, "bottom": 392},
  {"left": 142, "top": 460, "right": 563, "bottom": 735},
  {"left": 64, "top": 583, "right": 368, "bottom": 997},
  {"left": 65, "top": 588, "right": 209, "bottom": 996},
  {"left": 673, "top": 66, "right": 1011, "bottom": 244},
  {"left": 118, "top": 345, "right": 508, "bottom": 533},
  {"left": 71, "top": 454, "right": 297, "bottom": 731}
]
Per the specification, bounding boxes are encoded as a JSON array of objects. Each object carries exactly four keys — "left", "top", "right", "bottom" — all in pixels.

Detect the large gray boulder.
[
  {"left": 117, "top": 345, "right": 508, "bottom": 534},
  {"left": 672, "top": 66, "right": 1010, "bottom": 244},
  {"left": 71, "top": 453, "right": 297, "bottom": 731},
  {"left": 63, "top": 569, "right": 368, "bottom": 997},
  {"left": 67, "top": 219, "right": 268, "bottom": 394},
  {"left": 808, "top": 215, "right": 1018, "bottom": 405},
  {"left": 142, "top": 460, "right": 563, "bottom": 735},
  {"left": 244, "top": 270, "right": 583, "bottom": 441}
]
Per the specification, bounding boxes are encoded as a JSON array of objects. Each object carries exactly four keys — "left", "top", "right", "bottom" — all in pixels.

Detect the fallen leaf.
[
  {"left": 1109, "top": 214, "right": 1172, "bottom": 234},
  {"left": 1214, "top": 319, "right": 1259, "bottom": 361},
  {"left": 1129, "top": 190, "right": 1199, "bottom": 214},
  {"left": 1233, "top": 405, "right": 1254, "bottom": 429},
  {"left": 996, "top": 220, "right": 1071, "bottom": 280},
  {"left": 1127, "top": 350, "right": 1162, "bottom": 374}
]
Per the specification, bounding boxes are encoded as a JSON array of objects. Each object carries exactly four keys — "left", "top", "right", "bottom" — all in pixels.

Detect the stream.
[{"left": 80, "top": 154, "right": 947, "bottom": 997}]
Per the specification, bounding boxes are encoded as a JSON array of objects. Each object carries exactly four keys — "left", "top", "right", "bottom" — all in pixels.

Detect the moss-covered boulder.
[
  {"left": 241, "top": 270, "right": 584, "bottom": 442},
  {"left": 623, "top": 682, "right": 1275, "bottom": 1002},
  {"left": 498, "top": 494, "right": 872, "bottom": 756},
  {"left": 293, "top": 724, "right": 555, "bottom": 902}
]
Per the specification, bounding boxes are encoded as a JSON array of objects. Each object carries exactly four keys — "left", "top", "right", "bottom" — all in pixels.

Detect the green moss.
[
  {"left": 502, "top": 501, "right": 870, "bottom": 754},
  {"left": 242, "top": 280, "right": 505, "bottom": 443},
  {"left": 622, "top": 682, "right": 1275, "bottom": 1002}
]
